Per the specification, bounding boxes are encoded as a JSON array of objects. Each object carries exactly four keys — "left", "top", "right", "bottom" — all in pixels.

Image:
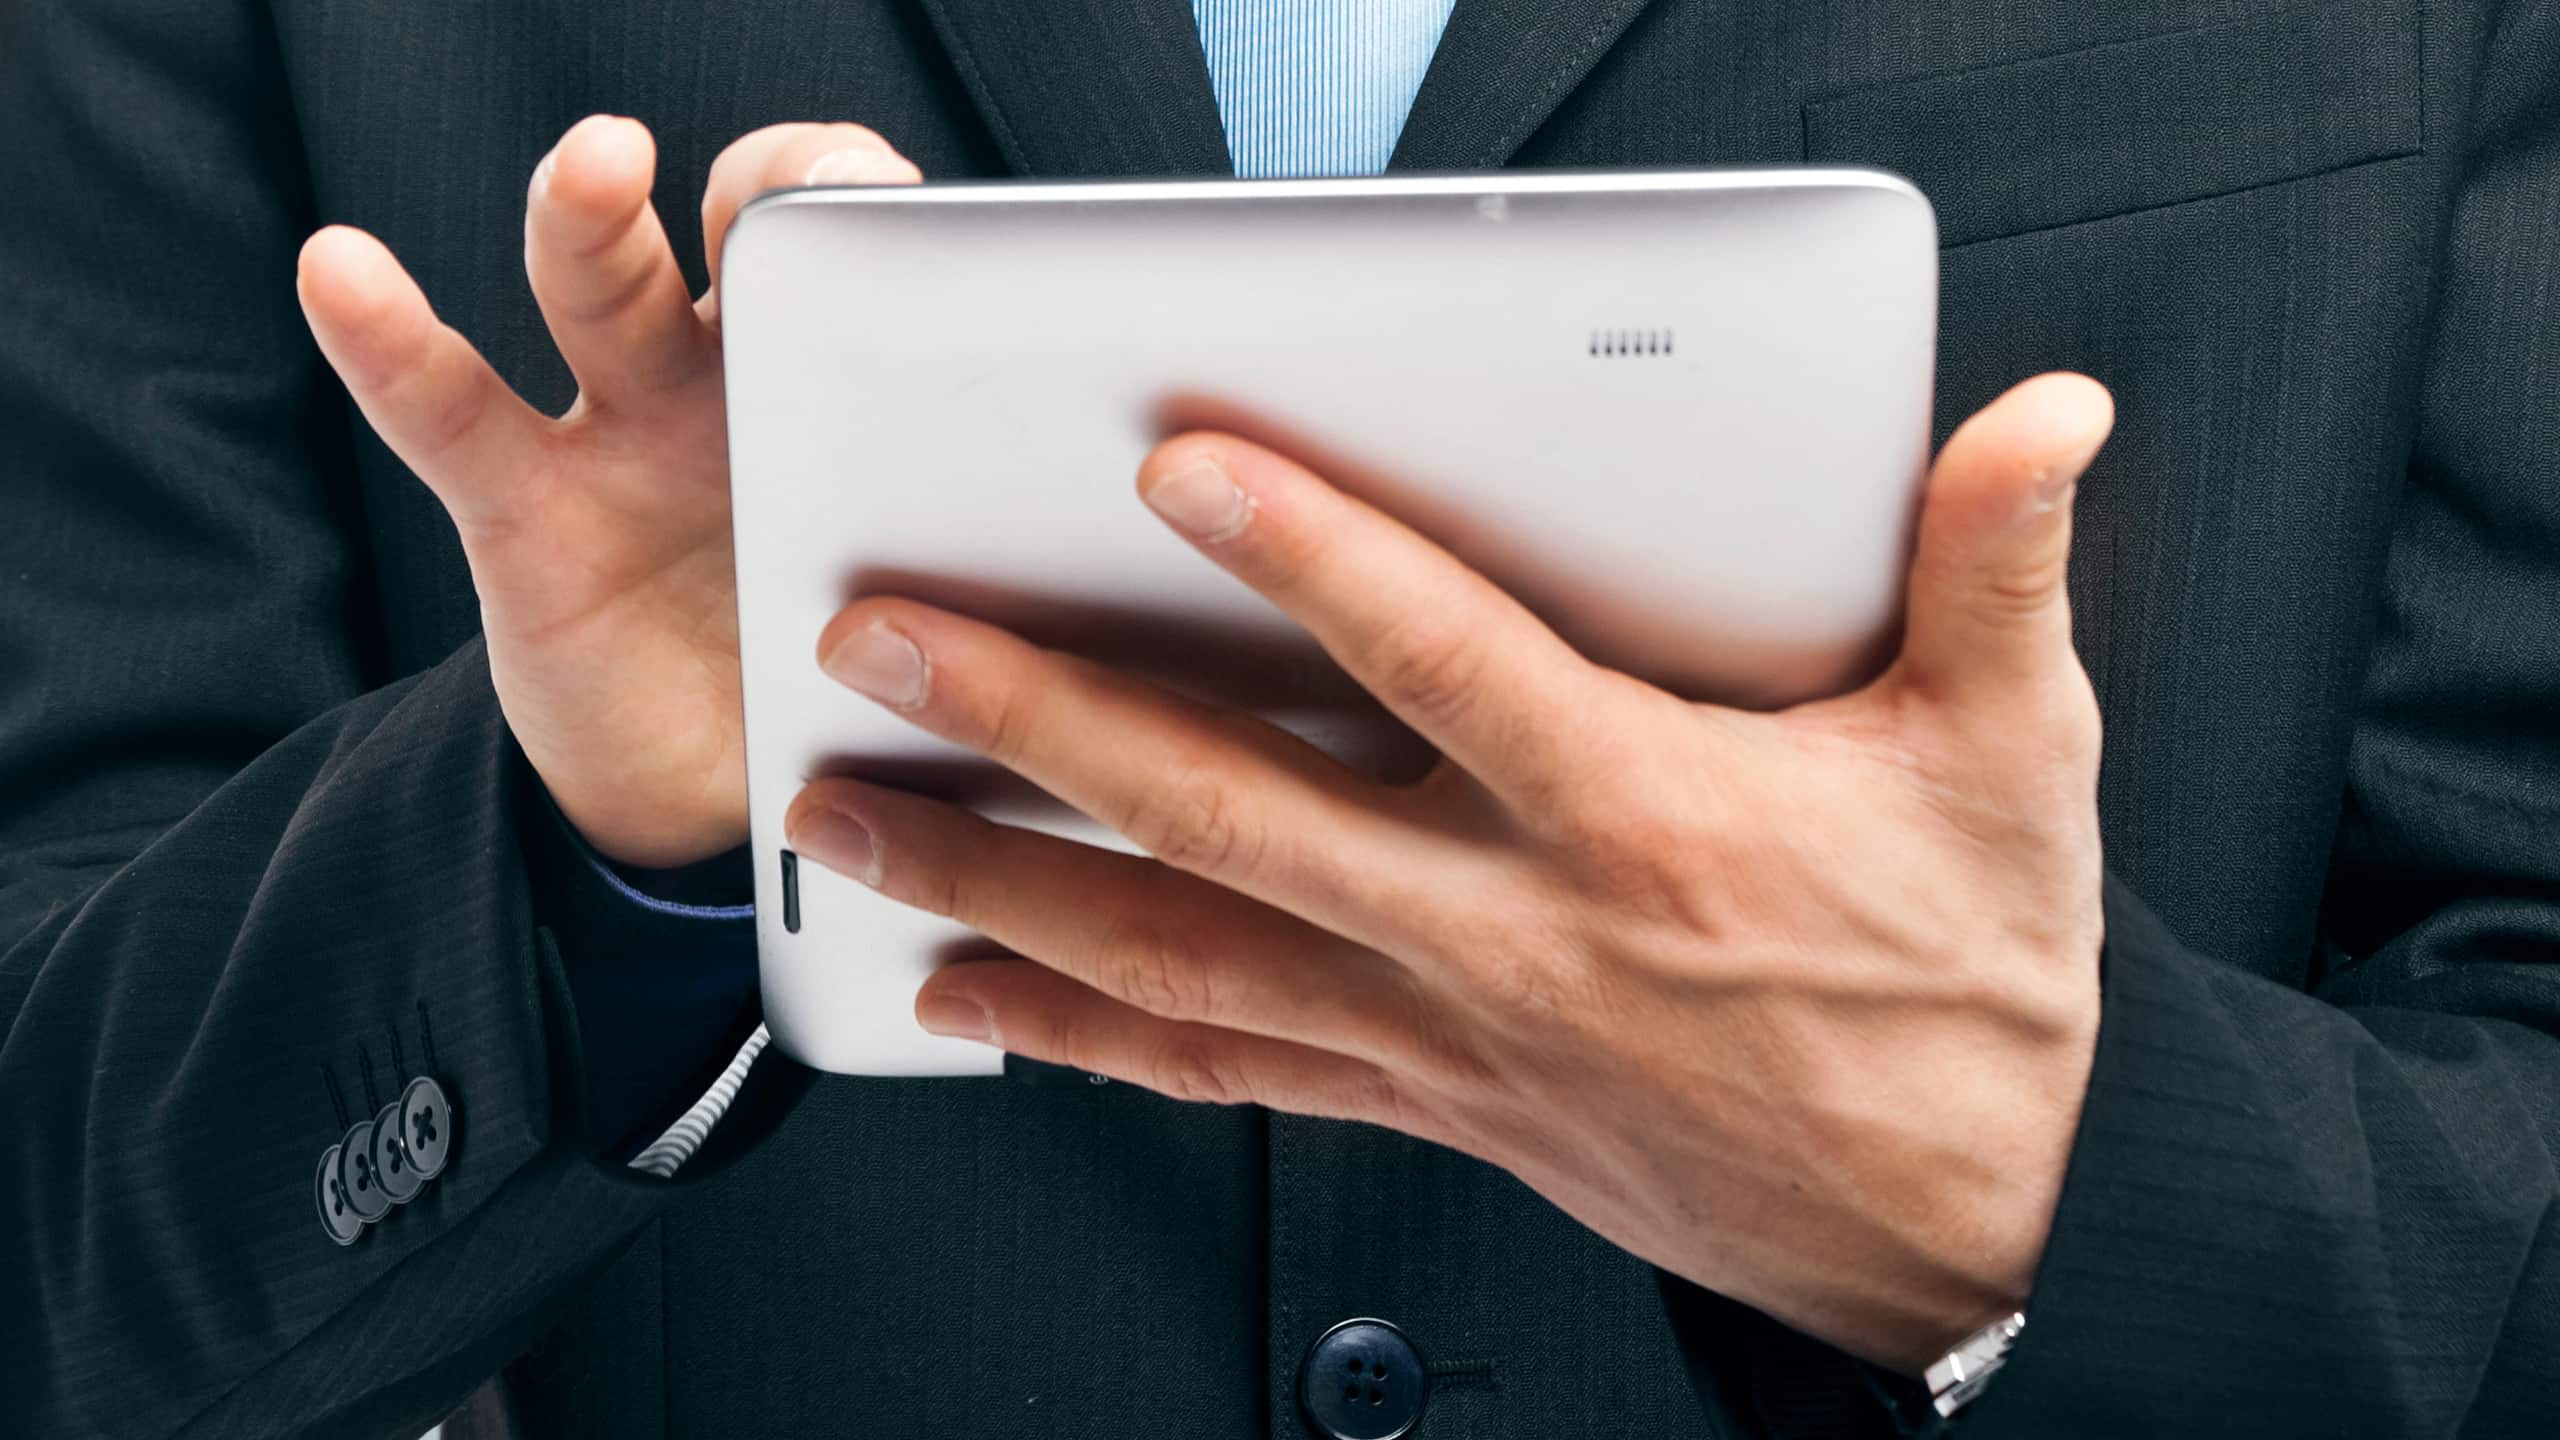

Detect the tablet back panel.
[{"left": 721, "top": 171, "right": 1936, "bottom": 1075}]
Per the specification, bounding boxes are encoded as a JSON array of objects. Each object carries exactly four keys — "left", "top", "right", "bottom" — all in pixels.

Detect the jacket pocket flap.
[{"left": 1804, "top": 2, "right": 2421, "bottom": 246}]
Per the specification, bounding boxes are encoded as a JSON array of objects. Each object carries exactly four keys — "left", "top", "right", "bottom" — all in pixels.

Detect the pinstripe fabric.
[
  {"left": 1191, "top": 0, "right": 1457, "bottom": 177},
  {"left": 9, "top": 1, "right": 2560, "bottom": 1435}
]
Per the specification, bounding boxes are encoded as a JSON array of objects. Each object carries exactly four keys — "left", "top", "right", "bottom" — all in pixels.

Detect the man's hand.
[
  {"left": 295, "top": 116, "right": 921, "bottom": 866},
  {"left": 785, "top": 373, "right": 2116, "bottom": 1370}
]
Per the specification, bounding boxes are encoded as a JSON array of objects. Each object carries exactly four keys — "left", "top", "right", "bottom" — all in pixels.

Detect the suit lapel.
[
  {"left": 1389, "top": 0, "right": 1661, "bottom": 170},
  {"left": 913, "top": 0, "right": 1233, "bottom": 177}
]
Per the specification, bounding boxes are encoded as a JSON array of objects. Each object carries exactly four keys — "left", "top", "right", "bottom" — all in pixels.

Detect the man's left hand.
[{"left": 785, "top": 372, "right": 2116, "bottom": 1371}]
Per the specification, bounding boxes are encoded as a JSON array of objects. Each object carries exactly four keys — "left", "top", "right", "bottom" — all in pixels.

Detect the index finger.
[{"left": 1135, "top": 433, "right": 1612, "bottom": 804}]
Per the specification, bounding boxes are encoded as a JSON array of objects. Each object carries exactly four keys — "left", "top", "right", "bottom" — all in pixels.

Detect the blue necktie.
[{"left": 1192, "top": 0, "right": 1460, "bottom": 178}]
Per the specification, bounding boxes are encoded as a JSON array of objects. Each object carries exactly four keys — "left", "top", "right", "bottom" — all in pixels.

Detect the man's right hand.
[{"left": 296, "top": 117, "right": 922, "bottom": 867}]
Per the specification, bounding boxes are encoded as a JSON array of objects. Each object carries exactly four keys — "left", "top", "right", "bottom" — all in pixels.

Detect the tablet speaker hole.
[{"left": 1589, "top": 328, "right": 1674, "bottom": 357}]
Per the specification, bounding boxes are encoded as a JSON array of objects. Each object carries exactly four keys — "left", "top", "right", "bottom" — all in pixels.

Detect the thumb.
[{"left": 1894, "top": 372, "right": 2114, "bottom": 702}]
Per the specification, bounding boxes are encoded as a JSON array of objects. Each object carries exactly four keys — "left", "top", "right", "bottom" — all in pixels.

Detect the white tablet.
[{"left": 720, "top": 169, "right": 1937, "bottom": 1076}]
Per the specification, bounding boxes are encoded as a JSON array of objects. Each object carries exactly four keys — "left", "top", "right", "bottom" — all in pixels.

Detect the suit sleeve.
[
  {"left": 1663, "top": 9, "right": 2560, "bottom": 1436},
  {"left": 1966, "top": 10, "right": 2560, "bottom": 1433},
  {"left": 0, "top": 2, "right": 770, "bottom": 1437}
]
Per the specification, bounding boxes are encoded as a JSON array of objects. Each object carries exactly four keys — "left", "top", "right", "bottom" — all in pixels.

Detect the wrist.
[
  {"left": 548, "top": 779, "right": 749, "bottom": 870},
  {"left": 1797, "top": 996, "right": 2094, "bottom": 1375}
]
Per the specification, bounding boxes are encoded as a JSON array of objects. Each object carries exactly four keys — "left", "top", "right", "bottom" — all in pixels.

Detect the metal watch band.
[{"left": 1924, "top": 1311, "right": 2026, "bottom": 1418}]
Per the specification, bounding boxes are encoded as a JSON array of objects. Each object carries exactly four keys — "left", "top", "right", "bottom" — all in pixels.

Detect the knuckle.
[
  {"left": 408, "top": 359, "right": 495, "bottom": 460},
  {"left": 1022, "top": 996, "right": 1087, "bottom": 1069},
  {"left": 973, "top": 682, "right": 1039, "bottom": 768},
  {"left": 555, "top": 246, "right": 660, "bottom": 324},
  {"left": 1363, "top": 617, "right": 1488, "bottom": 732},
  {"left": 1937, "top": 664, "right": 2103, "bottom": 784},
  {"left": 1529, "top": 780, "right": 1701, "bottom": 918},
  {"left": 1299, "top": 1062, "right": 1413, "bottom": 1134},
  {"left": 1469, "top": 947, "right": 1575, "bottom": 1024},
  {"left": 1246, "top": 501, "right": 1325, "bottom": 573},
  {"left": 1531, "top": 765, "right": 1644, "bottom": 851},
  {"left": 1114, "top": 763, "right": 1259, "bottom": 878},
  {"left": 1416, "top": 1026, "right": 1505, "bottom": 1106},
  {"left": 1456, "top": 905, "right": 1627, "bottom": 1034},
  {"left": 1092, "top": 915, "right": 1220, "bottom": 1022},
  {"left": 1345, "top": 1068, "right": 1431, "bottom": 1138},
  {"left": 1149, "top": 1037, "right": 1253, "bottom": 1107},
  {"left": 1975, "top": 552, "right": 2073, "bottom": 617},
  {"left": 2010, "top": 681, "right": 2105, "bottom": 781},
  {"left": 1584, "top": 814, "right": 1699, "bottom": 906},
  {"left": 907, "top": 851, "right": 968, "bottom": 921},
  {"left": 1616, "top": 838, "right": 1741, "bottom": 941},
  {"left": 2050, "top": 668, "right": 2104, "bottom": 746},
  {"left": 550, "top": 189, "right": 647, "bottom": 265}
]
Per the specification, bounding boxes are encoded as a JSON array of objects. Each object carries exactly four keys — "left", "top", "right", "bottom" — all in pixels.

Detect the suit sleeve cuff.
[
  {"left": 1942, "top": 874, "right": 2268, "bottom": 1432},
  {"left": 1949, "top": 873, "right": 2442, "bottom": 1434},
  {"left": 518, "top": 774, "right": 762, "bottom": 1158}
]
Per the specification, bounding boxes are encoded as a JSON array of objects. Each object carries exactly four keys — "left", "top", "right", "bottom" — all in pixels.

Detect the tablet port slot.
[{"left": 780, "top": 849, "right": 802, "bottom": 934}]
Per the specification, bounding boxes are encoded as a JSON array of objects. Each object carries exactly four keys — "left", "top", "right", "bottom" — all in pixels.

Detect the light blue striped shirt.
[{"left": 1192, "top": 0, "right": 1460, "bottom": 178}]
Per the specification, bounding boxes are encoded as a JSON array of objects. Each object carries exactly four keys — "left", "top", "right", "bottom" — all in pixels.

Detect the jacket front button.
[
  {"left": 1298, "top": 1317, "right": 1428, "bottom": 1440},
  {"left": 314, "top": 1143, "right": 364, "bottom": 1246}
]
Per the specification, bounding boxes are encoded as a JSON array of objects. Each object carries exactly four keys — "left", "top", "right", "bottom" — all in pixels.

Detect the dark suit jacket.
[{"left": 4, "top": 0, "right": 2556, "bottom": 1436}]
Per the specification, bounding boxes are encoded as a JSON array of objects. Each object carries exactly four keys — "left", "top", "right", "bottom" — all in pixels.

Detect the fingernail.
[
  {"left": 531, "top": 146, "right": 559, "bottom": 198},
  {"left": 2027, "top": 466, "right": 2077, "bottom": 515},
  {"left": 803, "top": 138, "right": 897, "bottom": 186},
  {"left": 823, "top": 623, "right": 929, "bottom": 708},
  {"left": 917, "top": 993, "right": 995, "bottom": 1044},
  {"left": 1143, "top": 457, "right": 1254, "bottom": 542},
  {"left": 789, "top": 801, "right": 882, "bottom": 887},
  {"left": 2028, "top": 430, "right": 2108, "bottom": 516}
]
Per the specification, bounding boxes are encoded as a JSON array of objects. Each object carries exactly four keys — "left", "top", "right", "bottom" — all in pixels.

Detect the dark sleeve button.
[
  {"left": 1298, "top": 1317, "right": 1428, "bottom": 1440},
  {"left": 369, "top": 1101, "right": 424, "bottom": 1205},
  {"left": 396, "top": 1075, "right": 455, "bottom": 1180},
  {"left": 315, "top": 1142, "right": 364, "bottom": 1246},
  {"left": 336, "top": 1118, "right": 391, "bottom": 1223}
]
